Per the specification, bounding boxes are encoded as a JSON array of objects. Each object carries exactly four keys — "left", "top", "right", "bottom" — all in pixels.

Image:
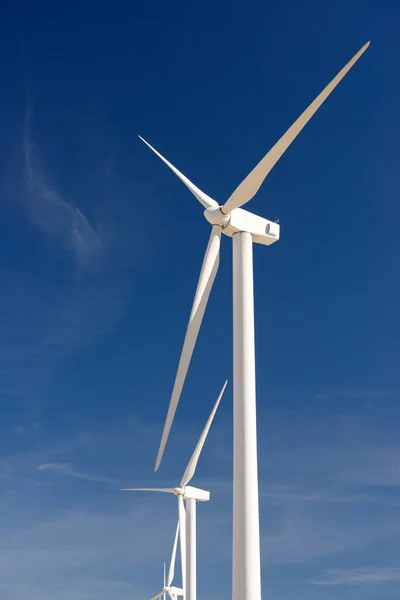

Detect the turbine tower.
[
  {"left": 140, "top": 42, "right": 370, "bottom": 600},
  {"left": 123, "top": 380, "right": 227, "bottom": 600}
]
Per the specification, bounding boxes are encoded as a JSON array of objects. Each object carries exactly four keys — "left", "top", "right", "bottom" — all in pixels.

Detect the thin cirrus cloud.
[
  {"left": 0, "top": 502, "right": 177, "bottom": 600},
  {"left": 0, "top": 107, "right": 139, "bottom": 401},
  {"left": 309, "top": 567, "right": 400, "bottom": 586},
  {"left": 23, "top": 107, "right": 102, "bottom": 267},
  {"left": 1, "top": 405, "right": 400, "bottom": 599},
  {"left": 36, "top": 462, "right": 116, "bottom": 484}
]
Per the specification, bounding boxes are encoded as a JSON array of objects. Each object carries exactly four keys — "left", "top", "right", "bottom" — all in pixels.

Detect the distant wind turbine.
[
  {"left": 123, "top": 380, "right": 227, "bottom": 600},
  {"left": 151, "top": 521, "right": 183, "bottom": 600}
]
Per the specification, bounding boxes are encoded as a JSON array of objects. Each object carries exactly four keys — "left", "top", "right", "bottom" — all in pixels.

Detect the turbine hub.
[{"left": 204, "top": 206, "right": 230, "bottom": 228}]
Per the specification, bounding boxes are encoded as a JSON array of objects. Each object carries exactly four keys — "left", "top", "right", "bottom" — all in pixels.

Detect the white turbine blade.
[
  {"left": 155, "top": 225, "right": 222, "bottom": 471},
  {"left": 167, "top": 521, "right": 180, "bottom": 587},
  {"left": 120, "top": 487, "right": 175, "bottom": 493},
  {"left": 180, "top": 380, "right": 228, "bottom": 488},
  {"left": 178, "top": 495, "right": 186, "bottom": 593},
  {"left": 166, "top": 592, "right": 175, "bottom": 600},
  {"left": 170, "top": 587, "right": 184, "bottom": 596},
  {"left": 222, "top": 41, "right": 370, "bottom": 214},
  {"left": 150, "top": 592, "right": 164, "bottom": 600},
  {"left": 139, "top": 136, "right": 218, "bottom": 210}
]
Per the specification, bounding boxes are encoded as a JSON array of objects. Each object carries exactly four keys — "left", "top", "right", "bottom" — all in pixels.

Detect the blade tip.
[
  {"left": 361, "top": 41, "right": 371, "bottom": 52},
  {"left": 138, "top": 135, "right": 152, "bottom": 148},
  {"left": 155, "top": 438, "right": 167, "bottom": 471}
]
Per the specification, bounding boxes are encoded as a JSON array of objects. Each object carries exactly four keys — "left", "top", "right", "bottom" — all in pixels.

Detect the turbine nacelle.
[
  {"left": 182, "top": 485, "right": 210, "bottom": 502},
  {"left": 204, "top": 206, "right": 280, "bottom": 246},
  {"left": 166, "top": 485, "right": 210, "bottom": 502}
]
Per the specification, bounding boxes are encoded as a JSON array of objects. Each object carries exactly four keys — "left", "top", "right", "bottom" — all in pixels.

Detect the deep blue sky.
[{"left": 1, "top": 0, "right": 399, "bottom": 599}]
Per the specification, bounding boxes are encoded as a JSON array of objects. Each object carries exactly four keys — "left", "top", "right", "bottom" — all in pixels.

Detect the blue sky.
[{"left": 1, "top": 0, "right": 399, "bottom": 598}]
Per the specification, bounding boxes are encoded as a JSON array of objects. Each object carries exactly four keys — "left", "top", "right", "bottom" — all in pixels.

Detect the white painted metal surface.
[
  {"left": 150, "top": 522, "right": 183, "bottom": 600},
  {"left": 222, "top": 42, "right": 370, "bottom": 214},
  {"left": 156, "top": 227, "right": 222, "bottom": 470},
  {"left": 186, "top": 499, "right": 197, "bottom": 600},
  {"left": 138, "top": 41, "right": 370, "bottom": 600},
  {"left": 204, "top": 206, "right": 279, "bottom": 246},
  {"left": 163, "top": 563, "right": 166, "bottom": 600},
  {"left": 232, "top": 232, "right": 261, "bottom": 600},
  {"left": 183, "top": 486, "right": 210, "bottom": 502},
  {"left": 122, "top": 381, "right": 227, "bottom": 600}
]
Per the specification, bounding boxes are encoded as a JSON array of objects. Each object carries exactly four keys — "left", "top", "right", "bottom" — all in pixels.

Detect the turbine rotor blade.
[
  {"left": 167, "top": 592, "right": 175, "bottom": 600},
  {"left": 120, "top": 488, "right": 175, "bottom": 494},
  {"left": 155, "top": 225, "right": 222, "bottom": 471},
  {"left": 222, "top": 41, "right": 370, "bottom": 214},
  {"left": 180, "top": 380, "right": 228, "bottom": 488},
  {"left": 167, "top": 521, "right": 180, "bottom": 587},
  {"left": 151, "top": 592, "right": 164, "bottom": 600},
  {"left": 178, "top": 495, "right": 186, "bottom": 593},
  {"left": 139, "top": 136, "right": 218, "bottom": 210}
]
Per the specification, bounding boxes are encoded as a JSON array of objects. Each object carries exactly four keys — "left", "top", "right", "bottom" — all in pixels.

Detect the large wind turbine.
[
  {"left": 123, "top": 380, "right": 227, "bottom": 600},
  {"left": 139, "top": 42, "right": 370, "bottom": 600}
]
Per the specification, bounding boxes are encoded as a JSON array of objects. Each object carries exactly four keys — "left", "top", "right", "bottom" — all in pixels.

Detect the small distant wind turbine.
[
  {"left": 151, "top": 521, "right": 183, "bottom": 600},
  {"left": 138, "top": 42, "right": 370, "bottom": 600},
  {"left": 122, "top": 380, "right": 227, "bottom": 600}
]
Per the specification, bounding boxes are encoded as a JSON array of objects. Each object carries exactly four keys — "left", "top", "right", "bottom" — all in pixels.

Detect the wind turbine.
[
  {"left": 122, "top": 380, "right": 227, "bottom": 600},
  {"left": 151, "top": 521, "right": 183, "bottom": 600},
  {"left": 138, "top": 42, "right": 370, "bottom": 600}
]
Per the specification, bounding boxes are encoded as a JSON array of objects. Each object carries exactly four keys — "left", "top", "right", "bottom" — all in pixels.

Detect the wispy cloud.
[
  {"left": 0, "top": 147, "right": 137, "bottom": 401},
  {"left": 259, "top": 484, "right": 399, "bottom": 505},
  {"left": 37, "top": 462, "right": 116, "bottom": 484},
  {"left": 0, "top": 504, "right": 177, "bottom": 600},
  {"left": 262, "top": 507, "right": 400, "bottom": 565},
  {"left": 0, "top": 417, "right": 231, "bottom": 600},
  {"left": 23, "top": 107, "right": 101, "bottom": 267},
  {"left": 309, "top": 566, "right": 400, "bottom": 586},
  {"left": 0, "top": 104, "right": 149, "bottom": 403},
  {"left": 2, "top": 407, "right": 400, "bottom": 598},
  {"left": 314, "top": 389, "right": 391, "bottom": 401},
  {"left": 235, "top": 404, "right": 400, "bottom": 566}
]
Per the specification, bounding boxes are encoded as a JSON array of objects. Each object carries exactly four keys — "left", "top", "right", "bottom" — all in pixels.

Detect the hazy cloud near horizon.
[{"left": 1, "top": 396, "right": 400, "bottom": 599}]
